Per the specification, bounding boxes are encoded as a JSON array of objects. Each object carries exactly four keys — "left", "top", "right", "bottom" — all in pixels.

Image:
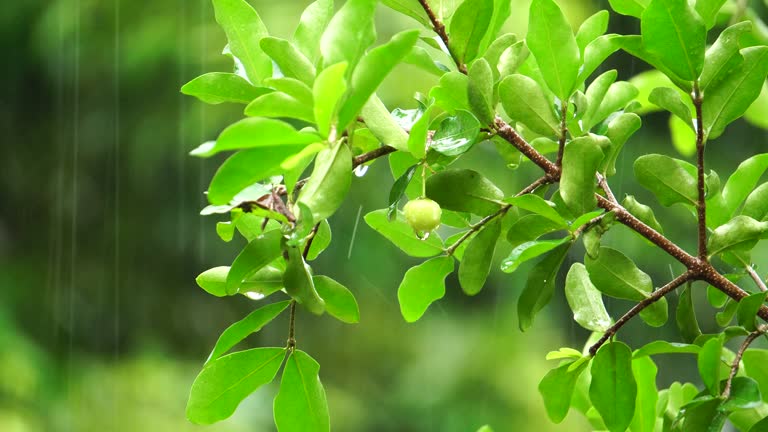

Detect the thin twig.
[
  {"left": 445, "top": 205, "right": 510, "bottom": 256},
  {"left": 589, "top": 271, "right": 694, "bottom": 355},
  {"left": 555, "top": 103, "right": 568, "bottom": 167},
  {"left": 597, "top": 173, "right": 617, "bottom": 203},
  {"left": 722, "top": 324, "right": 768, "bottom": 399},
  {"left": 417, "top": 0, "right": 466, "bottom": 73},
  {"left": 445, "top": 175, "right": 554, "bottom": 256},
  {"left": 493, "top": 117, "right": 560, "bottom": 175},
  {"left": 694, "top": 83, "right": 708, "bottom": 260},
  {"left": 287, "top": 301, "right": 297, "bottom": 351},
  {"left": 746, "top": 265, "right": 768, "bottom": 292},
  {"left": 353, "top": 145, "right": 397, "bottom": 168}
]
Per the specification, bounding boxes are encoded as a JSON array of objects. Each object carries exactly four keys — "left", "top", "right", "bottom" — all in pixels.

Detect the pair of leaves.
[
  {"left": 585, "top": 247, "right": 668, "bottom": 326},
  {"left": 188, "top": 348, "right": 329, "bottom": 432}
]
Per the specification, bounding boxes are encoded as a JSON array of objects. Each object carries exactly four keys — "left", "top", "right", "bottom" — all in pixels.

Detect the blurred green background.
[{"left": 2, "top": 0, "right": 767, "bottom": 431}]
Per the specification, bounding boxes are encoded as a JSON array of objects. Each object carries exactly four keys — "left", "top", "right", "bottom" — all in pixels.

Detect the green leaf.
[
  {"left": 306, "top": 220, "right": 332, "bottom": 260},
  {"left": 707, "top": 284, "right": 729, "bottom": 308},
  {"left": 750, "top": 416, "right": 768, "bottom": 432},
  {"left": 676, "top": 284, "right": 703, "bottom": 343},
  {"left": 704, "top": 46, "right": 768, "bottom": 140},
  {"left": 506, "top": 214, "right": 566, "bottom": 247},
  {"left": 313, "top": 63, "right": 348, "bottom": 138},
  {"left": 678, "top": 397, "right": 727, "bottom": 431},
  {"left": 283, "top": 246, "right": 325, "bottom": 315},
  {"left": 582, "top": 70, "right": 618, "bottom": 130},
  {"left": 633, "top": 340, "right": 700, "bottom": 357},
  {"left": 459, "top": 218, "right": 501, "bottom": 295},
  {"left": 497, "top": 41, "right": 530, "bottom": 78},
  {"left": 361, "top": 96, "right": 410, "bottom": 151},
  {"left": 398, "top": 256, "right": 455, "bottom": 322},
  {"left": 641, "top": 0, "right": 706, "bottom": 81},
  {"left": 527, "top": 0, "right": 581, "bottom": 99},
  {"left": 212, "top": 0, "right": 272, "bottom": 85},
  {"left": 602, "top": 113, "right": 642, "bottom": 176},
  {"left": 565, "top": 263, "right": 612, "bottom": 332},
  {"left": 694, "top": 0, "right": 728, "bottom": 29},
  {"left": 364, "top": 209, "right": 444, "bottom": 257},
  {"left": 649, "top": 87, "right": 693, "bottom": 129},
  {"left": 244, "top": 91, "right": 315, "bottom": 122},
  {"left": 561, "top": 136, "right": 605, "bottom": 215},
  {"left": 722, "top": 154, "right": 768, "bottom": 220},
  {"left": 745, "top": 83, "right": 768, "bottom": 130},
  {"left": 388, "top": 164, "right": 419, "bottom": 219},
  {"left": 207, "top": 301, "right": 291, "bottom": 363},
  {"left": 585, "top": 247, "right": 652, "bottom": 301},
  {"left": 743, "top": 349, "right": 768, "bottom": 403},
  {"left": 608, "top": 0, "right": 649, "bottom": 18},
  {"left": 707, "top": 215, "right": 768, "bottom": 257},
  {"left": 737, "top": 292, "right": 766, "bottom": 331},
  {"left": 622, "top": 195, "right": 664, "bottom": 234},
  {"left": 467, "top": 58, "right": 495, "bottom": 124},
  {"left": 339, "top": 30, "right": 420, "bottom": 129},
  {"left": 589, "top": 82, "right": 640, "bottom": 131},
  {"left": 700, "top": 22, "right": 753, "bottom": 92},
  {"left": 226, "top": 230, "right": 283, "bottom": 295},
  {"left": 630, "top": 356, "right": 658, "bottom": 432},
  {"left": 380, "top": 0, "right": 430, "bottom": 26},
  {"left": 260, "top": 37, "right": 316, "bottom": 86},
  {"left": 320, "top": 0, "right": 376, "bottom": 69},
  {"left": 313, "top": 275, "right": 360, "bottom": 323},
  {"left": 187, "top": 347, "right": 285, "bottom": 424},
  {"left": 518, "top": 241, "right": 572, "bottom": 331},
  {"left": 723, "top": 377, "right": 763, "bottom": 411},
  {"left": 501, "top": 238, "right": 570, "bottom": 274},
  {"left": 430, "top": 71, "right": 470, "bottom": 114},
  {"left": 698, "top": 336, "right": 724, "bottom": 395},
  {"left": 274, "top": 350, "right": 330, "bottom": 432},
  {"left": 293, "top": 2, "right": 333, "bottom": 61},
  {"left": 504, "top": 194, "right": 568, "bottom": 226},
  {"left": 182, "top": 72, "right": 269, "bottom": 105},
  {"left": 539, "top": 359, "right": 590, "bottom": 423},
  {"left": 404, "top": 46, "right": 449, "bottom": 76},
  {"left": 297, "top": 142, "right": 353, "bottom": 220},
  {"left": 742, "top": 182, "right": 768, "bottom": 221},
  {"left": 426, "top": 169, "right": 504, "bottom": 216},
  {"left": 449, "top": 0, "right": 494, "bottom": 64},
  {"left": 407, "top": 107, "right": 433, "bottom": 159},
  {"left": 669, "top": 112, "right": 697, "bottom": 157},
  {"left": 197, "top": 266, "right": 234, "bottom": 297},
  {"left": 192, "top": 118, "right": 319, "bottom": 159},
  {"left": 634, "top": 154, "right": 697, "bottom": 206},
  {"left": 578, "top": 34, "right": 622, "bottom": 85},
  {"left": 483, "top": 33, "right": 517, "bottom": 75},
  {"left": 498, "top": 74, "right": 559, "bottom": 136},
  {"left": 577, "top": 10, "right": 609, "bottom": 54},
  {"left": 263, "top": 77, "right": 313, "bottom": 107},
  {"left": 590, "top": 342, "right": 637, "bottom": 432},
  {"left": 430, "top": 110, "right": 481, "bottom": 156}
]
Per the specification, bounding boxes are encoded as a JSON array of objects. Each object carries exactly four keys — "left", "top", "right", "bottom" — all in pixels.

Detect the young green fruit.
[{"left": 403, "top": 198, "right": 442, "bottom": 233}]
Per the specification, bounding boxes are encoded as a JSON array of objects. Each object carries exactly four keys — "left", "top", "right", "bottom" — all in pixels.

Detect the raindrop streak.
[
  {"left": 354, "top": 164, "right": 369, "bottom": 177},
  {"left": 112, "top": 0, "right": 122, "bottom": 425},
  {"left": 67, "top": 0, "right": 82, "bottom": 417},
  {"left": 347, "top": 205, "right": 363, "bottom": 259}
]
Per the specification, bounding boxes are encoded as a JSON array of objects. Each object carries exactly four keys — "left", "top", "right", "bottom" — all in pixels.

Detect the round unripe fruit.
[{"left": 403, "top": 198, "right": 442, "bottom": 233}]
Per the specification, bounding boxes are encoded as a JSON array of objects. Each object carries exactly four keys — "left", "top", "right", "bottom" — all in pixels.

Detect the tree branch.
[
  {"left": 589, "top": 271, "right": 694, "bottom": 355},
  {"left": 746, "top": 265, "right": 768, "bottom": 292},
  {"left": 493, "top": 117, "right": 560, "bottom": 175},
  {"left": 722, "top": 324, "right": 768, "bottom": 399},
  {"left": 694, "top": 83, "right": 707, "bottom": 260},
  {"left": 417, "top": 0, "right": 466, "bottom": 73},
  {"left": 555, "top": 103, "right": 568, "bottom": 167},
  {"left": 445, "top": 175, "right": 555, "bottom": 256},
  {"left": 353, "top": 145, "right": 397, "bottom": 168}
]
